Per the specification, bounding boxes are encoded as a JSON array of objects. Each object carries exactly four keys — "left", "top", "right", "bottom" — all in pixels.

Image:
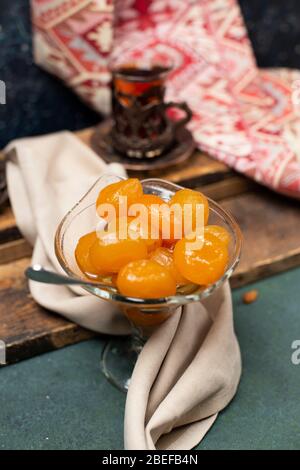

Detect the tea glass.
[{"left": 111, "top": 64, "right": 192, "bottom": 159}]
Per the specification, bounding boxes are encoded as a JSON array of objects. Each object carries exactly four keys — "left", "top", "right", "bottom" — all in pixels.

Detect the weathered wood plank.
[
  {"left": 0, "top": 258, "right": 94, "bottom": 365},
  {"left": 222, "top": 189, "right": 300, "bottom": 287},
  {"left": 0, "top": 207, "right": 14, "bottom": 231},
  {"left": 0, "top": 238, "right": 32, "bottom": 265},
  {"left": 0, "top": 207, "right": 22, "bottom": 244},
  {"left": 200, "top": 175, "right": 255, "bottom": 201}
]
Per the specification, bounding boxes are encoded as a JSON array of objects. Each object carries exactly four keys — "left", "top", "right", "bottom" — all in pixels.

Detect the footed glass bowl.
[{"left": 55, "top": 175, "right": 242, "bottom": 391}]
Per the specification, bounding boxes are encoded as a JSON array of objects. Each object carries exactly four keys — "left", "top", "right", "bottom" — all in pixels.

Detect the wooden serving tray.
[{"left": 1, "top": 128, "right": 300, "bottom": 365}]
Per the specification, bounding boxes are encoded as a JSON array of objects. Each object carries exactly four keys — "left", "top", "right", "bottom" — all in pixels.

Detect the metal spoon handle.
[{"left": 25, "top": 265, "right": 112, "bottom": 290}]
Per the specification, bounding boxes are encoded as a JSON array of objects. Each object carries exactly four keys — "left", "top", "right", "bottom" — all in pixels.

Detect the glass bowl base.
[{"left": 100, "top": 336, "right": 143, "bottom": 392}]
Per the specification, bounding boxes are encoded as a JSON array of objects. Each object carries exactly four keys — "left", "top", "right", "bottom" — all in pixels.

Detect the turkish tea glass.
[{"left": 111, "top": 64, "right": 192, "bottom": 159}]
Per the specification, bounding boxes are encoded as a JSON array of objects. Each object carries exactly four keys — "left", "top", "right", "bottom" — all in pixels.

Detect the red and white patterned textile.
[{"left": 31, "top": 0, "right": 300, "bottom": 198}]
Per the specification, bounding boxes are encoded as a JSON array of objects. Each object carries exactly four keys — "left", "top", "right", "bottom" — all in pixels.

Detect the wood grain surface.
[
  {"left": 1, "top": 127, "right": 300, "bottom": 365},
  {"left": 0, "top": 258, "right": 94, "bottom": 365}
]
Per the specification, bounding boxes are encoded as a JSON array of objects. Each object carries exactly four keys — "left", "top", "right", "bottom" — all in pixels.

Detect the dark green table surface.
[{"left": 1, "top": 268, "right": 300, "bottom": 450}]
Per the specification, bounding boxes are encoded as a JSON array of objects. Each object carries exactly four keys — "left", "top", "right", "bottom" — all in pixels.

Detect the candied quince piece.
[
  {"left": 128, "top": 221, "right": 162, "bottom": 253},
  {"left": 103, "top": 215, "right": 161, "bottom": 253},
  {"left": 173, "top": 232, "right": 229, "bottom": 285},
  {"left": 162, "top": 189, "right": 209, "bottom": 247},
  {"left": 96, "top": 178, "right": 143, "bottom": 219},
  {"left": 75, "top": 231, "right": 108, "bottom": 278},
  {"left": 134, "top": 194, "right": 166, "bottom": 224},
  {"left": 150, "top": 247, "right": 188, "bottom": 285},
  {"left": 116, "top": 259, "right": 177, "bottom": 298},
  {"left": 169, "top": 188, "right": 209, "bottom": 226},
  {"left": 129, "top": 194, "right": 166, "bottom": 250},
  {"left": 89, "top": 225, "right": 148, "bottom": 273},
  {"left": 204, "top": 225, "right": 230, "bottom": 247},
  {"left": 128, "top": 217, "right": 161, "bottom": 253}
]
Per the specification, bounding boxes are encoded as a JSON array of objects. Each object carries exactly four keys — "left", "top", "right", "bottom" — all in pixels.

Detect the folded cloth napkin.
[
  {"left": 31, "top": 0, "right": 300, "bottom": 198},
  {"left": 5, "top": 132, "right": 241, "bottom": 449},
  {"left": 6, "top": 131, "right": 129, "bottom": 334},
  {"left": 126, "top": 282, "right": 241, "bottom": 450}
]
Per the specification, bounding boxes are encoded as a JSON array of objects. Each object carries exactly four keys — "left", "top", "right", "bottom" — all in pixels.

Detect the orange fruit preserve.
[
  {"left": 96, "top": 178, "right": 143, "bottom": 219},
  {"left": 173, "top": 232, "right": 229, "bottom": 285},
  {"left": 150, "top": 247, "right": 188, "bottom": 285},
  {"left": 162, "top": 188, "right": 209, "bottom": 247},
  {"left": 134, "top": 194, "right": 165, "bottom": 223},
  {"left": 89, "top": 225, "right": 148, "bottom": 273},
  {"left": 75, "top": 231, "right": 105, "bottom": 278},
  {"left": 204, "top": 225, "right": 230, "bottom": 246},
  {"left": 170, "top": 188, "right": 209, "bottom": 225},
  {"left": 74, "top": 178, "right": 230, "bottom": 298},
  {"left": 117, "top": 260, "right": 177, "bottom": 298},
  {"left": 128, "top": 217, "right": 162, "bottom": 253}
]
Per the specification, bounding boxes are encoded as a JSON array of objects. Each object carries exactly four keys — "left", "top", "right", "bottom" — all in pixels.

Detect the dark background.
[{"left": 1, "top": 0, "right": 300, "bottom": 148}]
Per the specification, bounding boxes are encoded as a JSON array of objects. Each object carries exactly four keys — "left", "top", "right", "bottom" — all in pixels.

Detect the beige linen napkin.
[
  {"left": 5, "top": 132, "right": 241, "bottom": 449},
  {"left": 125, "top": 282, "right": 241, "bottom": 450},
  {"left": 5, "top": 131, "right": 129, "bottom": 334}
]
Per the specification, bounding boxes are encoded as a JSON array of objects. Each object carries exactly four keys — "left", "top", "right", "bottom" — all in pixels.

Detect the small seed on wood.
[{"left": 242, "top": 289, "right": 258, "bottom": 304}]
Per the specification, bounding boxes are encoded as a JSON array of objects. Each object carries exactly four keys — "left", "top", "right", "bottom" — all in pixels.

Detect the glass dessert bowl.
[{"left": 55, "top": 175, "right": 242, "bottom": 392}]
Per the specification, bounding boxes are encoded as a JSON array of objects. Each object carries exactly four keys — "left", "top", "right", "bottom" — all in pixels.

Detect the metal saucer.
[{"left": 91, "top": 119, "right": 195, "bottom": 171}]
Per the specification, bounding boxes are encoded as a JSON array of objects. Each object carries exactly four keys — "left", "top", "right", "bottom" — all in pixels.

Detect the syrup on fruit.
[{"left": 75, "top": 179, "right": 230, "bottom": 298}]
